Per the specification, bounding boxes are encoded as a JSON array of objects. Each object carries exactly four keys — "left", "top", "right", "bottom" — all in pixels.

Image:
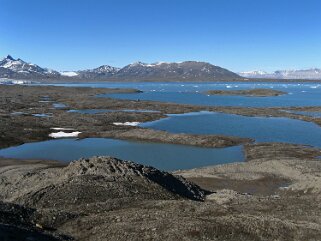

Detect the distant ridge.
[
  {"left": 0, "top": 55, "right": 240, "bottom": 82},
  {"left": 239, "top": 69, "right": 321, "bottom": 80}
]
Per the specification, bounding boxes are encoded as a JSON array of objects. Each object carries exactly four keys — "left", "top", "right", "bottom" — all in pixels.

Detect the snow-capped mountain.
[
  {"left": 0, "top": 55, "right": 60, "bottom": 79},
  {"left": 73, "top": 61, "right": 240, "bottom": 81},
  {"left": 239, "top": 69, "right": 321, "bottom": 80},
  {"left": 115, "top": 61, "right": 240, "bottom": 81},
  {"left": 75, "top": 65, "right": 120, "bottom": 79},
  {"left": 238, "top": 70, "right": 269, "bottom": 78},
  {"left": 2, "top": 54, "right": 321, "bottom": 82},
  {"left": 0, "top": 55, "right": 240, "bottom": 81},
  {"left": 91, "top": 65, "right": 120, "bottom": 74}
]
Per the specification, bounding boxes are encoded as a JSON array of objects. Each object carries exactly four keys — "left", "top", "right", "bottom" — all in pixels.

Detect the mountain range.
[
  {"left": 0, "top": 55, "right": 240, "bottom": 82},
  {"left": 239, "top": 69, "right": 321, "bottom": 80},
  {"left": 2, "top": 55, "right": 320, "bottom": 82}
]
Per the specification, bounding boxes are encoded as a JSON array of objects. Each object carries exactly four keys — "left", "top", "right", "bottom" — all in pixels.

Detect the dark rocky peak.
[{"left": 6, "top": 55, "right": 15, "bottom": 61}]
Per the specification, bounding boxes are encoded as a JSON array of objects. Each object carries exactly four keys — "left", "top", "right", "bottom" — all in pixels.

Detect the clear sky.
[{"left": 1, "top": 0, "right": 320, "bottom": 72}]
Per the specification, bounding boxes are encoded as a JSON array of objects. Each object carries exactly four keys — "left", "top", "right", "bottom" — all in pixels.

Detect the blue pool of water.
[
  {"left": 0, "top": 138, "right": 244, "bottom": 171},
  {"left": 140, "top": 111, "right": 321, "bottom": 148},
  {"left": 32, "top": 113, "right": 53, "bottom": 118}
]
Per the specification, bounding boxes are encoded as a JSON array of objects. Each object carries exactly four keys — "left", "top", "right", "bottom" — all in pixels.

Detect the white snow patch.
[
  {"left": 60, "top": 71, "right": 79, "bottom": 77},
  {"left": 113, "top": 122, "right": 140, "bottom": 126},
  {"left": 45, "top": 69, "right": 55, "bottom": 74},
  {"left": 49, "top": 131, "right": 81, "bottom": 138},
  {"left": 50, "top": 127, "right": 75, "bottom": 131}
]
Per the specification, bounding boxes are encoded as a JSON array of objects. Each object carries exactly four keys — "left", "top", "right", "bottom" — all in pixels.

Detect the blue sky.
[{"left": 1, "top": 0, "right": 320, "bottom": 72}]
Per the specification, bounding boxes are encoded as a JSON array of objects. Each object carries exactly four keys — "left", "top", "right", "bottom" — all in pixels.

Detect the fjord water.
[
  {"left": 46, "top": 81, "right": 321, "bottom": 107},
  {"left": 140, "top": 112, "right": 321, "bottom": 148},
  {"left": 0, "top": 138, "right": 243, "bottom": 171}
]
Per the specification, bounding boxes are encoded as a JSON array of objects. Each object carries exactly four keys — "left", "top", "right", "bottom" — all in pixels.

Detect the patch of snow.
[
  {"left": 279, "top": 186, "right": 290, "bottom": 190},
  {"left": 51, "top": 127, "right": 75, "bottom": 131},
  {"left": 240, "top": 70, "right": 268, "bottom": 75},
  {"left": 49, "top": 131, "right": 81, "bottom": 138},
  {"left": 11, "top": 112, "right": 26, "bottom": 116},
  {"left": 129, "top": 61, "right": 170, "bottom": 67},
  {"left": 13, "top": 80, "right": 26, "bottom": 84},
  {"left": 113, "top": 122, "right": 140, "bottom": 126},
  {"left": 0, "top": 79, "right": 34, "bottom": 85},
  {"left": 45, "top": 68, "right": 55, "bottom": 74},
  {"left": 60, "top": 71, "right": 79, "bottom": 77}
]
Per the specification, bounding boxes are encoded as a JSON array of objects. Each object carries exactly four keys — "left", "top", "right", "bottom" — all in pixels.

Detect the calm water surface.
[
  {"left": 140, "top": 111, "right": 321, "bottom": 148},
  {"left": 39, "top": 82, "right": 321, "bottom": 107},
  {"left": 0, "top": 138, "right": 244, "bottom": 171}
]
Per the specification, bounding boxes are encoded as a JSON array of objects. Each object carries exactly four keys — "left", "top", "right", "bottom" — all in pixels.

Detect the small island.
[{"left": 204, "top": 88, "right": 287, "bottom": 97}]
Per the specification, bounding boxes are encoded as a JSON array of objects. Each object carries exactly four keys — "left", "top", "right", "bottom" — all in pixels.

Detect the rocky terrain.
[
  {"left": 0, "top": 156, "right": 207, "bottom": 240},
  {"left": 1, "top": 143, "right": 321, "bottom": 240},
  {"left": 205, "top": 88, "right": 286, "bottom": 97},
  {"left": 87, "top": 128, "right": 252, "bottom": 148},
  {"left": 177, "top": 143, "right": 321, "bottom": 194}
]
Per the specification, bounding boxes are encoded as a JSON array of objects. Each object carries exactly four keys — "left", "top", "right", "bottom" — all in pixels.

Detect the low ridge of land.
[{"left": 205, "top": 88, "right": 286, "bottom": 97}]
